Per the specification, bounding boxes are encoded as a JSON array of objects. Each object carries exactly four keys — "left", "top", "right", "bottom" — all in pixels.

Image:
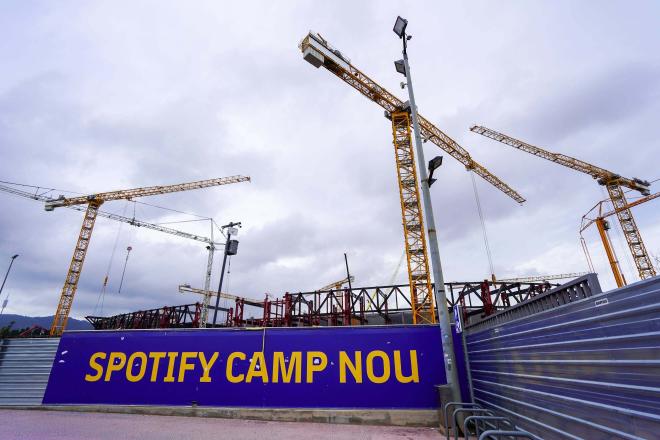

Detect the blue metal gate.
[{"left": 464, "top": 275, "right": 660, "bottom": 439}]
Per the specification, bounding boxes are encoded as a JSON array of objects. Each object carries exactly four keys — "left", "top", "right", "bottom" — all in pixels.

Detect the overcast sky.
[{"left": 1, "top": 1, "right": 658, "bottom": 323}]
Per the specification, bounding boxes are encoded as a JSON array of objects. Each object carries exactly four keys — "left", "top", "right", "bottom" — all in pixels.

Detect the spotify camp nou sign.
[{"left": 43, "top": 326, "right": 446, "bottom": 408}]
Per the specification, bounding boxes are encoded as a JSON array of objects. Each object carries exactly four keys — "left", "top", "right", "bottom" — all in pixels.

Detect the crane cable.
[
  {"left": 470, "top": 171, "right": 495, "bottom": 281},
  {"left": 117, "top": 246, "right": 133, "bottom": 293},
  {"left": 93, "top": 201, "right": 130, "bottom": 315},
  {"left": 118, "top": 202, "right": 140, "bottom": 293}
]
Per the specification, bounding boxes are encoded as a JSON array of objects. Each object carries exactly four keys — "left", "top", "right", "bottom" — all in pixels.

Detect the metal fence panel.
[
  {"left": 0, "top": 338, "right": 59, "bottom": 405},
  {"left": 465, "top": 276, "right": 660, "bottom": 439}
]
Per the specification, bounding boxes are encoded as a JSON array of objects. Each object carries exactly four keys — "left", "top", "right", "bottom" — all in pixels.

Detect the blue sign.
[
  {"left": 43, "top": 325, "right": 447, "bottom": 409},
  {"left": 454, "top": 306, "right": 462, "bottom": 334}
]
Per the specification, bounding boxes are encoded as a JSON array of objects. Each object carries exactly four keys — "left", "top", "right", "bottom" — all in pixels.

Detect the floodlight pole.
[
  {"left": 396, "top": 20, "right": 461, "bottom": 400},
  {"left": 212, "top": 222, "right": 241, "bottom": 327}
]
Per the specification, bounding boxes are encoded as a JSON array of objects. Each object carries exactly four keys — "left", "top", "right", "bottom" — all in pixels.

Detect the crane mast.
[
  {"left": 579, "top": 192, "right": 659, "bottom": 287},
  {"left": 391, "top": 111, "right": 435, "bottom": 323},
  {"left": 45, "top": 175, "right": 250, "bottom": 336},
  {"left": 470, "top": 125, "right": 655, "bottom": 283}
]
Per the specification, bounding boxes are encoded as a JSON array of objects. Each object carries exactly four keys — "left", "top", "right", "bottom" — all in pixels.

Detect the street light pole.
[
  {"left": 212, "top": 222, "right": 241, "bottom": 327},
  {"left": 393, "top": 16, "right": 461, "bottom": 400},
  {"left": 0, "top": 254, "right": 19, "bottom": 317}
]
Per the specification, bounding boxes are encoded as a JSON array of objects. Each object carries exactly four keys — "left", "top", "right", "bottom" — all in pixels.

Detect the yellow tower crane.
[
  {"left": 317, "top": 276, "right": 355, "bottom": 292},
  {"left": 300, "top": 32, "right": 524, "bottom": 324},
  {"left": 45, "top": 175, "right": 250, "bottom": 336},
  {"left": 470, "top": 125, "right": 654, "bottom": 285},
  {"left": 178, "top": 284, "right": 263, "bottom": 307},
  {"left": 580, "top": 192, "right": 659, "bottom": 287}
]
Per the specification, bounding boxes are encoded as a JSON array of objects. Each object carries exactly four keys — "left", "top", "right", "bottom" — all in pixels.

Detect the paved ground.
[{"left": 0, "top": 409, "right": 442, "bottom": 440}]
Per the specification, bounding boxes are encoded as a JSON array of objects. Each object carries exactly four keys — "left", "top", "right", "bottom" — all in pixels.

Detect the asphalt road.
[{"left": 0, "top": 409, "right": 441, "bottom": 440}]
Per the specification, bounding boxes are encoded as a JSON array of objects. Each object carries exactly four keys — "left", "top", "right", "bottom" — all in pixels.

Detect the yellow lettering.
[
  {"left": 394, "top": 350, "right": 419, "bottom": 383},
  {"left": 85, "top": 352, "right": 106, "bottom": 382},
  {"left": 126, "top": 352, "right": 148, "bottom": 382},
  {"left": 226, "top": 352, "right": 246, "bottom": 383},
  {"left": 272, "top": 352, "right": 302, "bottom": 383},
  {"left": 178, "top": 351, "right": 197, "bottom": 382},
  {"left": 149, "top": 352, "right": 166, "bottom": 382},
  {"left": 366, "top": 350, "right": 390, "bottom": 384},
  {"left": 104, "top": 352, "right": 126, "bottom": 382},
  {"left": 198, "top": 352, "right": 219, "bottom": 383},
  {"left": 246, "top": 352, "right": 269, "bottom": 383},
  {"left": 306, "top": 351, "right": 327, "bottom": 383},
  {"left": 164, "top": 352, "right": 178, "bottom": 383},
  {"left": 339, "top": 351, "right": 362, "bottom": 383}
]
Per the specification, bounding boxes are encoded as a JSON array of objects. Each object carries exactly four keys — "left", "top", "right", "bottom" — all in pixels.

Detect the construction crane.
[
  {"left": 580, "top": 192, "right": 659, "bottom": 287},
  {"left": 300, "top": 32, "right": 524, "bottom": 324},
  {"left": 317, "top": 276, "right": 355, "bottom": 291},
  {"left": 497, "top": 272, "right": 590, "bottom": 283},
  {"left": 178, "top": 284, "right": 263, "bottom": 307},
  {"left": 41, "top": 175, "right": 249, "bottom": 336},
  {"left": 470, "top": 125, "right": 655, "bottom": 284},
  {"left": 0, "top": 182, "right": 223, "bottom": 328}
]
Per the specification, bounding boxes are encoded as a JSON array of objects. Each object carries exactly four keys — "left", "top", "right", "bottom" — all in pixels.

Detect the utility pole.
[
  {"left": 0, "top": 254, "right": 19, "bottom": 317},
  {"left": 212, "top": 222, "right": 241, "bottom": 326},
  {"left": 393, "top": 16, "right": 460, "bottom": 401}
]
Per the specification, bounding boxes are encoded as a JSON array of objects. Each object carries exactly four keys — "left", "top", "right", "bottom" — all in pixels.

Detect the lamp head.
[
  {"left": 393, "top": 16, "right": 408, "bottom": 38},
  {"left": 394, "top": 59, "right": 406, "bottom": 76},
  {"left": 429, "top": 156, "right": 443, "bottom": 172}
]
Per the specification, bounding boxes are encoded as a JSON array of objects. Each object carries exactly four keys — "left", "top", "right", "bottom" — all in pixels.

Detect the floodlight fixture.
[
  {"left": 394, "top": 59, "right": 406, "bottom": 76},
  {"left": 429, "top": 156, "right": 443, "bottom": 172},
  {"left": 393, "top": 16, "right": 408, "bottom": 38},
  {"left": 427, "top": 156, "right": 443, "bottom": 187}
]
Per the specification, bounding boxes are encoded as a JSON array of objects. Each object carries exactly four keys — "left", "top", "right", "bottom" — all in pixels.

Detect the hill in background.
[{"left": 0, "top": 314, "right": 92, "bottom": 331}]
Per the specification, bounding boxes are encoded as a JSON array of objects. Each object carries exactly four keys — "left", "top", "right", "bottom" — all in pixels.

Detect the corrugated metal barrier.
[
  {"left": 464, "top": 275, "right": 660, "bottom": 439},
  {"left": 0, "top": 338, "right": 59, "bottom": 405}
]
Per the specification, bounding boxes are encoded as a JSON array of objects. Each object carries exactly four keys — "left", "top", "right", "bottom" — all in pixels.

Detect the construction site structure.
[
  {"left": 91, "top": 278, "right": 559, "bottom": 330},
  {"left": 86, "top": 302, "right": 204, "bottom": 330},
  {"left": 497, "top": 272, "right": 590, "bottom": 283},
  {"left": 300, "top": 32, "right": 525, "bottom": 324},
  {"left": 470, "top": 125, "right": 655, "bottom": 285},
  {"left": 43, "top": 175, "right": 250, "bottom": 336},
  {"left": 580, "top": 192, "right": 660, "bottom": 287}
]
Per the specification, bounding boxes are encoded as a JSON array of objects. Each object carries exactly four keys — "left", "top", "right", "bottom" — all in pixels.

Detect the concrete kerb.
[{"left": 2, "top": 405, "right": 440, "bottom": 427}]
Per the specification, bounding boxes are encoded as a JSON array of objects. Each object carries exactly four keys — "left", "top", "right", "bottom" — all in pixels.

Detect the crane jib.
[{"left": 300, "top": 32, "right": 525, "bottom": 204}]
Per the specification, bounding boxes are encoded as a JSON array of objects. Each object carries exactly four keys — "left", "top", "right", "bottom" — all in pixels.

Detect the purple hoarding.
[{"left": 43, "top": 325, "right": 447, "bottom": 409}]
